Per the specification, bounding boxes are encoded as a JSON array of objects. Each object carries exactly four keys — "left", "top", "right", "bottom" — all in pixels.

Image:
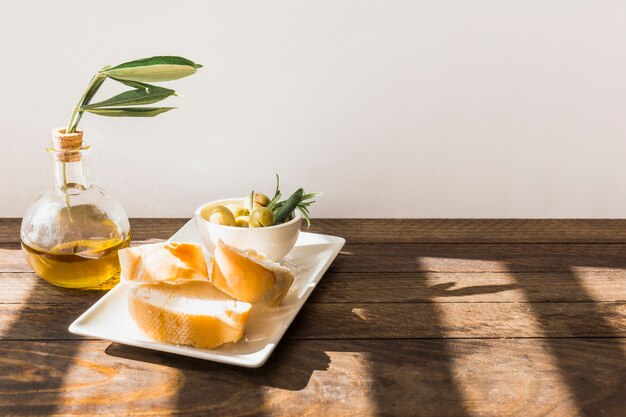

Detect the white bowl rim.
[{"left": 195, "top": 197, "right": 302, "bottom": 230}]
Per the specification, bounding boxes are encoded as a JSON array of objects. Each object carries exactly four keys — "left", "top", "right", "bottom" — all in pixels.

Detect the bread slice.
[
  {"left": 211, "top": 240, "right": 294, "bottom": 307},
  {"left": 128, "top": 280, "right": 251, "bottom": 349},
  {"left": 119, "top": 242, "right": 208, "bottom": 283}
]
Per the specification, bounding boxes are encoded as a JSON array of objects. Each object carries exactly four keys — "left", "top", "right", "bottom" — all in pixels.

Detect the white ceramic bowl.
[{"left": 195, "top": 198, "right": 302, "bottom": 261}]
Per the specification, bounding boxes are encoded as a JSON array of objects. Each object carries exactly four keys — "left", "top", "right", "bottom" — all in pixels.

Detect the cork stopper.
[{"left": 51, "top": 128, "right": 84, "bottom": 162}]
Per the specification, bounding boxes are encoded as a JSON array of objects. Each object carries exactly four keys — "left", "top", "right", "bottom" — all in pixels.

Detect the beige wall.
[{"left": 3, "top": 1, "right": 626, "bottom": 217}]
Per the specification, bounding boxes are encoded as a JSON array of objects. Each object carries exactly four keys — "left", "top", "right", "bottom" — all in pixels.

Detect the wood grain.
[
  {"left": 293, "top": 302, "right": 626, "bottom": 339},
  {"left": 0, "top": 273, "right": 105, "bottom": 305},
  {"left": 3, "top": 218, "right": 626, "bottom": 416},
  {"left": 5, "top": 242, "right": 626, "bottom": 273},
  {"left": 2, "top": 270, "right": 626, "bottom": 305},
  {"left": 0, "top": 338, "right": 624, "bottom": 417},
  {"left": 308, "top": 219, "right": 626, "bottom": 243},
  {"left": 332, "top": 243, "right": 626, "bottom": 272},
  {"left": 2, "top": 301, "right": 624, "bottom": 341},
  {"left": 6, "top": 218, "right": 626, "bottom": 244},
  {"left": 309, "top": 271, "right": 626, "bottom": 303},
  {"left": 0, "top": 244, "right": 28, "bottom": 272}
]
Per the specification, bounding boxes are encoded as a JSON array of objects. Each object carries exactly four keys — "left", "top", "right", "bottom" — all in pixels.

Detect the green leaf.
[
  {"left": 266, "top": 174, "right": 282, "bottom": 210},
  {"left": 109, "top": 77, "right": 158, "bottom": 90},
  {"left": 273, "top": 174, "right": 281, "bottom": 197},
  {"left": 301, "top": 192, "right": 322, "bottom": 200},
  {"left": 83, "top": 86, "right": 175, "bottom": 108},
  {"left": 110, "top": 56, "right": 202, "bottom": 70},
  {"left": 297, "top": 206, "right": 312, "bottom": 228},
  {"left": 266, "top": 192, "right": 282, "bottom": 211},
  {"left": 84, "top": 107, "right": 175, "bottom": 117},
  {"left": 69, "top": 73, "right": 108, "bottom": 132},
  {"left": 109, "top": 78, "right": 179, "bottom": 97},
  {"left": 81, "top": 74, "right": 107, "bottom": 108},
  {"left": 102, "top": 56, "right": 202, "bottom": 82}
]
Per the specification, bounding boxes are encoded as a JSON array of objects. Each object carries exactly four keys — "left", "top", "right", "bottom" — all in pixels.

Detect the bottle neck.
[
  {"left": 53, "top": 157, "right": 90, "bottom": 193},
  {"left": 48, "top": 129, "right": 91, "bottom": 193}
]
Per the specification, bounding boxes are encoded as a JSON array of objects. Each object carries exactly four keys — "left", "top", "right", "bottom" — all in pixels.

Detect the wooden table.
[{"left": 1, "top": 219, "right": 625, "bottom": 416}]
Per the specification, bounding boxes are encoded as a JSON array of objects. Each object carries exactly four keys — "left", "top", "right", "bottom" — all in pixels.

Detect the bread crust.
[
  {"left": 211, "top": 241, "right": 294, "bottom": 307},
  {"left": 119, "top": 242, "right": 208, "bottom": 283},
  {"left": 128, "top": 281, "right": 250, "bottom": 349}
]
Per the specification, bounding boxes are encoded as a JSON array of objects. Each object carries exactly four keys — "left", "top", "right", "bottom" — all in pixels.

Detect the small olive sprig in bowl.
[
  {"left": 201, "top": 175, "right": 321, "bottom": 228},
  {"left": 195, "top": 176, "right": 321, "bottom": 260}
]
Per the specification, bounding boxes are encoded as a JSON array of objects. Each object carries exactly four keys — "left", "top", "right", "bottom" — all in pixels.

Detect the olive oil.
[
  {"left": 22, "top": 236, "right": 130, "bottom": 289},
  {"left": 20, "top": 129, "right": 131, "bottom": 290}
]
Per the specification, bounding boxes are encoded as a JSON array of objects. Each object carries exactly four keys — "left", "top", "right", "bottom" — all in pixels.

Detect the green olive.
[
  {"left": 254, "top": 193, "right": 270, "bottom": 207},
  {"left": 243, "top": 193, "right": 270, "bottom": 212},
  {"left": 249, "top": 207, "right": 275, "bottom": 227},
  {"left": 225, "top": 204, "right": 248, "bottom": 218},
  {"left": 201, "top": 205, "right": 236, "bottom": 226},
  {"left": 200, "top": 204, "right": 218, "bottom": 220},
  {"left": 235, "top": 215, "right": 250, "bottom": 227}
]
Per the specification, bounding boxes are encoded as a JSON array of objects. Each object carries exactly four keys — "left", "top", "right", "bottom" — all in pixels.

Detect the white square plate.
[{"left": 69, "top": 219, "right": 345, "bottom": 368}]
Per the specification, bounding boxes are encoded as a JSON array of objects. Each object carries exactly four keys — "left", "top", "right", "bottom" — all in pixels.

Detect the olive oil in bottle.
[
  {"left": 20, "top": 129, "right": 131, "bottom": 290},
  {"left": 22, "top": 236, "right": 130, "bottom": 289}
]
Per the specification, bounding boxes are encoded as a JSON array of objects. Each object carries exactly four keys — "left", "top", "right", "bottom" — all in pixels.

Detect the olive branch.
[
  {"left": 266, "top": 175, "right": 322, "bottom": 227},
  {"left": 66, "top": 56, "right": 202, "bottom": 133}
]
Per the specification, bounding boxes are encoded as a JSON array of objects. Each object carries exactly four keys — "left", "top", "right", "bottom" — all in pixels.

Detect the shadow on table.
[
  {"left": 395, "top": 244, "right": 626, "bottom": 416},
  {"left": 362, "top": 258, "right": 473, "bottom": 417},
  {"left": 426, "top": 281, "right": 518, "bottom": 298},
  {"left": 0, "top": 279, "right": 101, "bottom": 416},
  {"left": 14, "top": 242, "right": 621, "bottom": 416},
  {"left": 327, "top": 245, "right": 626, "bottom": 416},
  {"left": 105, "top": 340, "right": 331, "bottom": 416},
  {"left": 508, "top": 265, "right": 626, "bottom": 417}
]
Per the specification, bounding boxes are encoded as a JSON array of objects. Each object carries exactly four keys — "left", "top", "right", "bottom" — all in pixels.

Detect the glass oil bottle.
[{"left": 20, "top": 128, "right": 130, "bottom": 289}]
